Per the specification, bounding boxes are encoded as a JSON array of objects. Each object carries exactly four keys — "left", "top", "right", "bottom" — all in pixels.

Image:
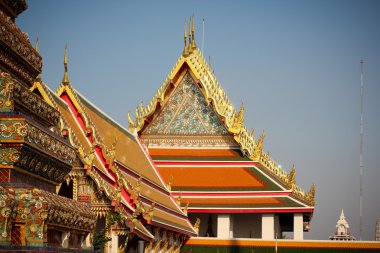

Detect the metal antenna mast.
[
  {"left": 202, "top": 18, "right": 205, "bottom": 54},
  {"left": 359, "top": 59, "right": 364, "bottom": 241}
]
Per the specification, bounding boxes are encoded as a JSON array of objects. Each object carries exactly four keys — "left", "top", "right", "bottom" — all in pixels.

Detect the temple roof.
[
  {"left": 128, "top": 19, "right": 315, "bottom": 208},
  {"left": 30, "top": 48, "right": 197, "bottom": 238}
]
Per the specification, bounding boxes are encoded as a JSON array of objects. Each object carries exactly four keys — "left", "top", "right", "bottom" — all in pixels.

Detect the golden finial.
[
  {"left": 35, "top": 38, "right": 42, "bottom": 81},
  {"left": 191, "top": 14, "right": 196, "bottom": 49},
  {"left": 307, "top": 183, "right": 315, "bottom": 206},
  {"left": 194, "top": 218, "right": 201, "bottom": 234},
  {"left": 62, "top": 44, "right": 70, "bottom": 85},
  {"left": 184, "top": 201, "right": 189, "bottom": 215},
  {"left": 183, "top": 17, "right": 188, "bottom": 53},
  {"left": 176, "top": 192, "right": 182, "bottom": 206},
  {"left": 35, "top": 37, "right": 39, "bottom": 52},
  {"left": 229, "top": 102, "right": 245, "bottom": 134},
  {"left": 188, "top": 16, "right": 193, "bottom": 53},
  {"left": 287, "top": 164, "right": 296, "bottom": 189},
  {"left": 251, "top": 130, "right": 265, "bottom": 160},
  {"left": 128, "top": 112, "right": 135, "bottom": 131},
  {"left": 167, "top": 175, "right": 173, "bottom": 191}
]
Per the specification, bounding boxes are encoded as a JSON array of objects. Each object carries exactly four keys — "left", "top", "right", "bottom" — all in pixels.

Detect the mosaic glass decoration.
[{"left": 143, "top": 73, "right": 228, "bottom": 135}]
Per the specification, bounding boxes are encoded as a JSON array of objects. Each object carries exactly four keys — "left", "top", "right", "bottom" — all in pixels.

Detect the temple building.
[
  {"left": 128, "top": 16, "right": 315, "bottom": 241},
  {"left": 1, "top": 0, "right": 196, "bottom": 252},
  {"left": 329, "top": 209, "right": 356, "bottom": 241},
  {"left": 0, "top": 0, "right": 96, "bottom": 248},
  {"left": 3, "top": 1, "right": 380, "bottom": 252}
]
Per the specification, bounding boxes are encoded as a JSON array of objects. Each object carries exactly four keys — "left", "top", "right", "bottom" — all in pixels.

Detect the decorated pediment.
[{"left": 143, "top": 72, "right": 228, "bottom": 136}]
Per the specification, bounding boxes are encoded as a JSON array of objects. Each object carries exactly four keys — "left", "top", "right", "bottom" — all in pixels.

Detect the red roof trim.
[
  {"left": 171, "top": 191, "right": 291, "bottom": 197},
  {"left": 155, "top": 161, "right": 258, "bottom": 167},
  {"left": 188, "top": 208, "right": 314, "bottom": 214}
]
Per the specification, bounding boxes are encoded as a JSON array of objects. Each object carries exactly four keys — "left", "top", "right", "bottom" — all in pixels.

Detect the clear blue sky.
[{"left": 18, "top": 0, "right": 380, "bottom": 240}]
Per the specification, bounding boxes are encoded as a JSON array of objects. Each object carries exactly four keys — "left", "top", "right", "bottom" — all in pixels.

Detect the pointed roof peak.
[
  {"left": 340, "top": 209, "right": 345, "bottom": 219},
  {"left": 35, "top": 38, "right": 42, "bottom": 82},
  {"left": 35, "top": 37, "right": 39, "bottom": 53},
  {"left": 62, "top": 44, "right": 70, "bottom": 85},
  {"left": 183, "top": 17, "right": 189, "bottom": 57},
  {"left": 182, "top": 14, "right": 197, "bottom": 57}
]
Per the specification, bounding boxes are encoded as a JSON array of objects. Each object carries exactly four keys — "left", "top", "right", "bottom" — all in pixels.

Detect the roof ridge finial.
[
  {"left": 191, "top": 14, "right": 196, "bottom": 49},
  {"left": 340, "top": 209, "right": 345, "bottom": 219},
  {"left": 188, "top": 16, "right": 192, "bottom": 53},
  {"left": 35, "top": 38, "right": 42, "bottom": 81},
  {"left": 62, "top": 44, "right": 70, "bottom": 85},
  {"left": 182, "top": 17, "right": 189, "bottom": 57},
  {"left": 35, "top": 37, "right": 39, "bottom": 53}
]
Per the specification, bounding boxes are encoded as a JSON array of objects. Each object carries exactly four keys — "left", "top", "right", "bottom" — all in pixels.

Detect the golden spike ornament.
[
  {"left": 176, "top": 192, "right": 182, "bottom": 206},
  {"left": 128, "top": 112, "right": 135, "bottom": 132},
  {"left": 167, "top": 175, "right": 173, "bottom": 191},
  {"left": 287, "top": 164, "right": 296, "bottom": 189},
  {"left": 229, "top": 102, "right": 245, "bottom": 134},
  {"left": 62, "top": 44, "right": 70, "bottom": 85},
  {"left": 307, "top": 183, "right": 316, "bottom": 206},
  {"left": 35, "top": 37, "right": 39, "bottom": 52},
  {"left": 251, "top": 130, "right": 265, "bottom": 160},
  {"left": 184, "top": 201, "right": 189, "bottom": 215},
  {"left": 191, "top": 14, "right": 196, "bottom": 49},
  {"left": 193, "top": 218, "right": 201, "bottom": 234},
  {"left": 188, "top": 16, "right": 193, "bottom": 53},
  {"left": 35, "top": 38, "right": 42, "bottom": 81},
  {"left": 183, "top": 17, "right": 189, "bottom": 57}
]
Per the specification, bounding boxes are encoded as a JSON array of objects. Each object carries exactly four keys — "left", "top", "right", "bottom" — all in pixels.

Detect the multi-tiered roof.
[{"left": 128, "top": 17, "right": 315, "bottom": 220}]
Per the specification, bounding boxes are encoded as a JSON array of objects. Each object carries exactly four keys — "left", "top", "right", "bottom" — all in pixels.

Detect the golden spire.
[
  {"left": 229, "top": 102, "right": 244, "bottom": 134},
  {"left": 183, "top": 17, "right": 189, "bottom": 57},
  {"left": 35, "top": 38, "right": 41, "bottom": 81},
  {"left": 191, "top": 14, "right": 196, "bottom": 49},
  {"left": 62, "top": 44, "right": 70, "bottom": 85},
  {"left": 188, "top": 16, "right": 193, "bottom": 53},
  {"left": 307, "top": 183, "right": 315, "bottom": 206},
  {"left": 251, "top": 130, "right": 265, "bottom": 160},
  {"left": 287, "top": 164, "right": 296, "bottom": 189},
  {"left": 35, "top": 37, "right": 39, "bottom": 52}
]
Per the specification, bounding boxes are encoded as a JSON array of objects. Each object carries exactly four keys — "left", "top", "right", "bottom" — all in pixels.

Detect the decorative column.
[
  {"left": 217, "top": 214, "right": 232, "bottom": 239},
  {"left": 293, "top": 213, "right": 304, "bottom": 240},
  {"left": 261, "top": 213, "right": 274, "bottom": 240}
]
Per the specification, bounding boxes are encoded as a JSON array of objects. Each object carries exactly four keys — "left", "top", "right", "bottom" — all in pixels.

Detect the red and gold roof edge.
[{"left": 54, "top": 77, "right": 197, "bottom": 237}]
